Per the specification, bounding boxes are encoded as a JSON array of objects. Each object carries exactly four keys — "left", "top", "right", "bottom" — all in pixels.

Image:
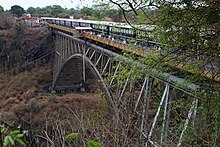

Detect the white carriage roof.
[
  {"left": 75, "top": 26, "right": 92, "bottom": 30},
  {"left": 41, "top": 17, "right": 156, "bottom": 31}
]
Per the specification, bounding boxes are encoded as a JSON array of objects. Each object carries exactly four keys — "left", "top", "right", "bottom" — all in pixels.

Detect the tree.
[
  {"left": 108, "top": 0, "right": 220, "bottom": 67},
  {"left": 10, "top": 5, "right": 25, "bottom": 17},
  {"left": 51, "top": 5, "right": 64, "bottom": 17},
  {"left": 39, "top": 7, "right": 50, "bottom": 16},
  {"left": 26, "top": 7, "right": 37, "bottom": 16},
  {"left": 69, "top": 8, "right": 77, "bottom": 15},
  {"left": 80, "top": 7, "right": 93, "bottom": 16},
  {"left": 104, "top": 8, "right": 123, "bottom": 21},
  {"left": 0, "top": 5, "right": 4, "bottom": 12},
  {"left": 0, "top": 12, "right": 14, "bottom": 29},
  {"left": 91, "top": 9, "right": 101, "bottom": 19},
  {"left": 63, "top": 8, "right": 70, "bottom": 15},
  {"left": 45, "top": 6, "right": 52, "bottom": 14},
  {"left": 107, "top": 0, "right": 220, "bottom": 146},
  {"left": 35, "top": 6, "right": 52, "bottom": 17}
]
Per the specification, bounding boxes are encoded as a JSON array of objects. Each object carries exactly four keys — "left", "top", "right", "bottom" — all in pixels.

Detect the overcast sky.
[{"left": 1, "top": 0, "right": 94, "bottom": 10}]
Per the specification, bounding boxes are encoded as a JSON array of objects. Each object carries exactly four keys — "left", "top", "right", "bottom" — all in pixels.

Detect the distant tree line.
[{"left": 0, "top": 4, "right": 127, "bottom": 22}]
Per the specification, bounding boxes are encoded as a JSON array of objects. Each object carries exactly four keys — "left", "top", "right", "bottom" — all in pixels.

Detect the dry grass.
[{"left": 0, "top": 65, "right": 106, "bottom": 146}]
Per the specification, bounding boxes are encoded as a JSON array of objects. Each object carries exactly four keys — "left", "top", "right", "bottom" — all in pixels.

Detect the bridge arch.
[{"left": 53, "top": 53, "right": 112, "bottom": 99}]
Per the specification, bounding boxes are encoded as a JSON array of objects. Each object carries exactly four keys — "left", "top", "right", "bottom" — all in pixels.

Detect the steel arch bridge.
[{"left": 52, "top": 30, "right": 198, "bottom": 147}]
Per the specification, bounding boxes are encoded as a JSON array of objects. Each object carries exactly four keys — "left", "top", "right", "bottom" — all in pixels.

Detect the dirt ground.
[{"left": 0, "top": 66, "right": 104, "bottom": 128}]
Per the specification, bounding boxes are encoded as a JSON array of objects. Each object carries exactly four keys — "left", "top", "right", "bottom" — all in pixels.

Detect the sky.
[{"left": 0, "top": 0, "right": 94, "bottom": 10}]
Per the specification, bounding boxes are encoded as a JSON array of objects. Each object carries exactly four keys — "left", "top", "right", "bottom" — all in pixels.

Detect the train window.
[
  {"left": 68, "top": 22, "right": 70, "bottom": 26},
  {"left": 118, "top": 27, "right": 122, "bottom": 33},
  {"left": 111, "top": 26, "right": 115, "bottom": 32},
  {"left": 73, "top": 22, "right": 79, "bottom": 27},
  {"left": 115, "top": 28, "right": 118, "bottom": 32},
  {"left": 121, "top": 28, "right": 124, "bottom": 34},
  {"left": 95, "top": 24, "right": 99, "bottom": 29},
  {"left": 128, "top": 29, "right": 132, "bottom": 34},
  {"left": 81, "top": 23, "right": 90, "bottom": 27},
  {"left": 121, "top": 28, "right": 125, "bottom": 34},
  {"left": 125, "top": 29, "right": 129, "bottom": 34},
  {"left": 126, "top": 29, "right": 129, "bottom": 34}
]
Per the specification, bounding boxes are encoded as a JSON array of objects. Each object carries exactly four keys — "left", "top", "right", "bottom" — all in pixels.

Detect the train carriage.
[{"left": 41, "top": 17, "right": 155, "bottom": 39}]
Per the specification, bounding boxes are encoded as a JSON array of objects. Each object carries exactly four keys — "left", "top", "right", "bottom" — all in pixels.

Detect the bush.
[{"left": 0, "top": 12, "right": 15, "bottom": 30}]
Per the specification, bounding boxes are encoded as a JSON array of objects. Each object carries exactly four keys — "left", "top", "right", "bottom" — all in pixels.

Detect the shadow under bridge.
[{"left": 52, "top": 31, "right": 119, "bottom": 98}]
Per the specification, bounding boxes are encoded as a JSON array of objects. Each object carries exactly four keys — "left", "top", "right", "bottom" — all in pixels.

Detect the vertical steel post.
[
  {"left": 192, "top": 97, "right": 198, "bottom": 126},
  {"left": 148, "top": 83, "right": 170, "bottom": 145},
  {"left": 177, "top": 98, "right": 197, "bottom": 147},
  {"left": 101, "top": 58, "right": 110, "bottom": 75},
  {"left": 145, "top": 78, "right": 152, "bottom": 134},
  {"left": 139, "top": 77, "right": 149, "bottom": 147},
  {"left": 109, "top": 62, "right": 121, "bottom": 87},
  {"left": 135, "top": 77, "right": 148, "bottom": 111},
  {"left": 119, "top": 77, "right": 129, "bottom": 100},
  {"left": 82, "top": 46, "right": 86, "bottom": 85},
  {"left": 164, "top": 91, "right": 172, "bottom": 142},
  {"left": 161, "top": 82, "right": 170, "bottom": 144}
]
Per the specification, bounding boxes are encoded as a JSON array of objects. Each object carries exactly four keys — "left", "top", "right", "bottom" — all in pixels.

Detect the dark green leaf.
[
  {"left": 14, "top": 137, "right": 26, "bottom": 145},
  {"left": 88, "top": 140, "right": 101, "bottom": 147},
  {"left": 3, "top": 136, "right": 10, "bottom": 147},
  {"left": 64, "top": 132, "right": 78, "bottom": 141},
  {"left": 10, "top": 130, "right": 20, "bottom": 135}
]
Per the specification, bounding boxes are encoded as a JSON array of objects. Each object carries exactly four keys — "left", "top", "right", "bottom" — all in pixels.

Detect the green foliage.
[
  {"left": 107, "top": 0, "right": 220, "bottom": 146},
  {"left": 3, "top": 130, "right": 26, "bottom": 146},
  {"left": 182, "top": 89, "right": 220, "bottom": 146},
  {"left": 27, "top": 100, "right": 39, "bottom": 113},
  {"left": 88, "top": 140, "right": 101, "bottom": 147},
  {"left": 51, "top": 5, "right": 64, "bottom": 17},
  {"left": 0, "top": 124, "right": 27, "bottom": 147},
  {"left": 69, "top": 8, "right": 77, "bottom": 15},
  {"left": 0, "top": 5, "right": 4, "bottom": 12},
  {"left": 14, "top": 22, "right": 25, "bottom": 35},
  {"left": 80, "top": 7, "right": 93, "bottom": 16},
  {"left": 0, "top": 125, "right": 5, "bottom": 133},
  {"left": 152, "top": 1, "right": 220, "bottom": 77},
  {"left": 25, "top": 4, "right": 123, "bottom": 20},
  {"left": 63, "top": 132, "right": 101, "bottom": 146},
  {"left": 64, "top": 132, "right": 78, "bottom": 141},
  {"left": 26, "top": 7, "right": 37, "bottom": 16},
  {"left": 10, "top": 5, "right": 25, "bottom": 17}
]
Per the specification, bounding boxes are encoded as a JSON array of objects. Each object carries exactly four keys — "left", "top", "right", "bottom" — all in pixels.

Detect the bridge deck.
[{"left": 48, "top": 23, "right": 220, "bottom": 82}]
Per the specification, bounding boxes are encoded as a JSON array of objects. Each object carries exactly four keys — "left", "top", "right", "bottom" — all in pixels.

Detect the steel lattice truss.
[{"left": 52, "top": 31, "right": 198, "bottom": 146}]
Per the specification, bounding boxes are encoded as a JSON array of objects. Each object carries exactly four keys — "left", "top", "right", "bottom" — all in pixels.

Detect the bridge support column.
[
  {"left": 139, "top": 77, "right": 152, "bottom": 147},
  {"left": 81, "top": 48, "right": 86, "bottom": 92},
  {"left": 148, "top": 82, "right": 170, "bottom": 146}
]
